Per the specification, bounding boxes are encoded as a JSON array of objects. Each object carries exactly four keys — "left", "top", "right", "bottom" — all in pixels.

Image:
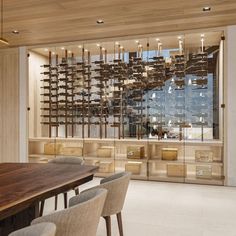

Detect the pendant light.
[{"left": 0, "top": 0, "right": 9, "bottom": 45}]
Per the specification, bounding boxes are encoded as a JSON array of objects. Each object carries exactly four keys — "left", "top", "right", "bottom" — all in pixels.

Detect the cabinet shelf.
[{"left": 148, "top": 159, "right": 223, "bottom": 166}]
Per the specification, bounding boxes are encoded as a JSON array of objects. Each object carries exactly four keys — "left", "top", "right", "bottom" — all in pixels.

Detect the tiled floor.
[{"left": 43, "top": 179, "right": 236, "bottom": 236}]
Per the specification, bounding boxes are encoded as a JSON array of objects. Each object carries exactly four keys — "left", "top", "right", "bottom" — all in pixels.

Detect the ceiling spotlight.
[
  {"left": 85, "top": 49, "right": 88, "bottom": 52},
  {"left": 201, "top": 34, "right": 205, "bottom": 37},
  {"left": 68, "top": 50, "right": 72, "bottom": 53},
  {"left": 12, "top": 30, "right": 19, "bottom": 34},
  {"left": 44, "top": 48, "right": 49, "bottom": 52},
  {"left": 203, "top": 6, "right": 211, "bottom": 12},
  {"left": 96, "top": 19, "right": 104, "bottom": 24},
  {"left": 178, "top": 36, "right": 182, "bottom": 40},
  {"left": 102, "top": 47, "right": 105, "bottom": 51},
  {"left": 61, "top": 47, "right": 65, "bottom": 50},
  {"left": 78, "top": 45, "right": 82, "bottom": 48},
  {"left": 96, "top": 43, "right": 100, "bottom": 47},
  {"left": 155, "top": 38, "right": 160, "bottom": 41},
  {"left": 115, "top": 41, "right": 119, "bottom": 45},
  {"left": 135, "top": 40, "right": 139, "bottom": 43},
  {"left": 120, "top": 46, "right": 124, "bottom": 49},
  {"left": 52, "top": 52, "right": 55, "bottom": 55}
]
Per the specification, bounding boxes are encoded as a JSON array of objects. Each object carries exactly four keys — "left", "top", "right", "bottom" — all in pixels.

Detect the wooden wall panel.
[
  {"left": 0, "top": 48, "right": 20, "bottom": 162},
  {"left": 28, "top": 51, "right": 48, "bottom": 138}
]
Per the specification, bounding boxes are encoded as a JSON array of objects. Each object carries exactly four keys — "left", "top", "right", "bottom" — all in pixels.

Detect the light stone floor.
[{"left": 43, "top": 178, "right": 236, "bottom": 236}]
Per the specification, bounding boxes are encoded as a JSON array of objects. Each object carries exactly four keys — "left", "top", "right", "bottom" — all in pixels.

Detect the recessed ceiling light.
[
  {"left": 61, "top": 47, "right": 65, "bottom": 50},
  {"left": 96, "top": 19, "right": 104, "bottom": 24},
  {"left": 102, "top": 47, "right": 105, "bottom": 51},
  {"left": 203, "top": 6, "right": 211, "bottom": 12},
  {"left": 120, "top": 46, "right": 124, "bottom": 49},
  {"left": 201, "top": 34, "right": 205, "bottom": 37},
  {"left": 96, "top": 43, "right": 100, "bottom": 47},
  {"left": 68, "top": 50, "right": 72, "bottom": 53},
  {"left": 135, "top": 40, "right": 139, "bottom": 43},
  {"left": 12, "top": 30, "right": 19, "bottom": 34},
  {"left": 52, "top": 52, "right": 55, "bottom": 55},
  {"left": 85, "top": 49, "right": 88, "bottom": 52},
  {"left": 178, "top": 36, "right": 182, "bottom": 40},
  {"left": 78, "top": 45, "right": 82, "bottom": 48},
  {"left": 155, "top": 38, "right": 160, "bottom": 41},
  {"left": 44, "top": 48, "right": 49, "bottom": 52},
  {"left": 115, "top": 41, "right": 119, "bottom": 45}
]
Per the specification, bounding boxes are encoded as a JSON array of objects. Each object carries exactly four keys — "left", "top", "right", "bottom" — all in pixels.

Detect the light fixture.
[
  {"left": 96, "top": 19, "right": 104, "bottom": 24},
  {"left": 85, "top": 49, "right": 88, "bottom": 52},
  {"left": 0, "top": 0, "right": 9, "bottom": 45},
  {"left": 120, "top": 46, "right": 124, "bottom": 49},
  {"left": 201, "top": 34, "right": 205, "bottom": 38},
  {"left": 102, "top": 47, "right": 105, "bottom": 51},
  {"left": 155, "top": 38, "right": 160, "bottom": 41},
  {"left": 135, "top": 40, "right": 139, "bottom": 43},
  {"left": 68, "top": 50, "right": 72, "bottom": 53},
  {"left": 12, "top": 30, "right": 19, "bottom": 34},
  {"left": 61, "top": 47, "right": 65, "bottom": 50},
  {"left": 115, "top": 41, "right": 119, "bottom": 45},
  {"left": 78, "top": 45, "right": 82, "bottom": 48},
  {"left": 96, "top": 43, "right": 100, "bottom": 47},
  {"left": 203, "top": 6, "right": 211, "bottom": 12},
  {"left": 52, "top": 52, "right": 55, "bottom": 55},
  {"left": 178, "top": 36, "right": 182, "bottom": 40},
  {"left": 44, "top": 48, "right": 49, "bottom": 52}
]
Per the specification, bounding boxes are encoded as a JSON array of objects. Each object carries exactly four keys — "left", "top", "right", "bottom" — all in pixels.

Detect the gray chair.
[
  {"left": 82, "top": 172, "right": 131, "bottom": 236},
  {"left": 40, "top": 156, "right": 84, "bottom": 216},
  {"left": 9, "top": 222, "right": 56, "bottom": 236},
  {"left": 32, "top": 188, "right": 107, "bottom": 236}
]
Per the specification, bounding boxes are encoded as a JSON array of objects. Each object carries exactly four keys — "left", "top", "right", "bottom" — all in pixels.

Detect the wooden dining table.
[{"left": 0, "top": 163, "right": 98, "bottom": 236}]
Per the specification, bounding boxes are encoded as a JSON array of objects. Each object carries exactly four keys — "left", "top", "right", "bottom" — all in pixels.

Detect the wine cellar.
[{"left": 28, "top": 30, "right": 225, "bottom": 185}]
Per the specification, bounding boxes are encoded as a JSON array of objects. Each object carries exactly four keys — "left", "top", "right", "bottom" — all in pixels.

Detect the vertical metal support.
[{"left": 48, "top": 51, "right": 52, "bottom": 138}]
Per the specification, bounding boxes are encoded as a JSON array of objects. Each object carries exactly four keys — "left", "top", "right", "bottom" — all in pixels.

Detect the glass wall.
[{"left": 28, "top": 30, "right": 224, "bottom": 185}]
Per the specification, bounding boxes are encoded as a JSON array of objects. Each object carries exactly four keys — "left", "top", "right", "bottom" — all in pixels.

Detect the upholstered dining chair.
[
  {"left": 40, "top": 156, "right": 84, "bottom": 216},
  {"left": 82, "top": 172, "right": 131, "bottom": 236},
  {"left": 32, "top": 188, "right": 107, "bottom": 236},
  {"left": 9, "top": 222, "right": 56, "bottom": 236}
]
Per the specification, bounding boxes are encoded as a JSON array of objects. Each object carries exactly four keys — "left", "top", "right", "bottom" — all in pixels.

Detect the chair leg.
[
  {"left": 39, "top": 200, "right": 45, "bottom": 217},
  {"left": 116, "top": 212, "right": 124, "bottom": 236},
  {"left": 63, "top": 192, "right": 68, "bottom": 209},
  {"left": 104, "top": 216, "right": 111, "bottom": 236},
  {"left": 54, "top": 195, "right": 58, "bottom": 211},
  {"left": 74, "top": 187, "right": 79, "bottom": 195}
]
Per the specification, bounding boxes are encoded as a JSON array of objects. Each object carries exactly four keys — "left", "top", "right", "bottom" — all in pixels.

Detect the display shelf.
[{"left": 28, "top": 137, "right": 224, "bottom": 185}]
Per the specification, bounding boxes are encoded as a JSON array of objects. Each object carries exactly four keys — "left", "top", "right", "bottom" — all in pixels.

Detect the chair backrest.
[
  {"left": 99, "top": 172, "right": 131, "bottom": 216},
  {"left": 9, "top": 222, "right": 56, "bottom": 236},
  {"left": 49, "top": 156, "right": 84, "bottom": 165},
  {"left": 31, "top": 188, "right": 107, "bottom": 236}
]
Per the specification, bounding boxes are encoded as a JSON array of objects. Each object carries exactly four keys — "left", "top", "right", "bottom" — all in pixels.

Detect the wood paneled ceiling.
[{"left": 2, "top": 0, "right": 236, "bottom": 47}]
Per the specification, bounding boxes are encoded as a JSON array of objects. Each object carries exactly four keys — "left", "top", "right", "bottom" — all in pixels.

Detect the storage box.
[
  {"left": 162, "top": 148, "right": 178, "bottom": 161},
  {"left": 97, "top": 147, "right": 113, "bottom": 158},
  {"left": 196, "top": 165, "right": 212, "bottom": 179},
  {"left": 127, "top": 146, "right": 145, "bottom": 159},
  {"left": 60, "top": 147, "right": 83, "bottom": 156},
  {"left": 195, "top": 150, "right": 213, "bottom": 162},
  {"left": 44, "top": 143, "right": 63, "bottom": 155},
  {"left": 84, "top": 159, "right": 100, "bottom": 167},
  {"left": 99, "top": 161, "right": 114, "bottom": 173},
  {"left": 167, "top": 164, "right": 186, "bottom": 177},
  {"left": 125, "top": 162, "right": 142, "bottom": 175}
]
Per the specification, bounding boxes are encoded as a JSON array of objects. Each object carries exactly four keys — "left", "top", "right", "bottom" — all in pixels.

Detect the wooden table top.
[{"left": 0, "top": 163, "right": 98, "bottom": 220}]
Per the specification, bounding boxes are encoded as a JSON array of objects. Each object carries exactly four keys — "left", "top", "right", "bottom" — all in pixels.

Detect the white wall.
[{"left": 226, "top": 26, "right": 236, "bottom": 186}]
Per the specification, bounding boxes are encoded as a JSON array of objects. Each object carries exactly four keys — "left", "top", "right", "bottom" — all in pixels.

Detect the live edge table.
[{"left": 0, "top": 163, "right": 98, "bottom": 236}]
